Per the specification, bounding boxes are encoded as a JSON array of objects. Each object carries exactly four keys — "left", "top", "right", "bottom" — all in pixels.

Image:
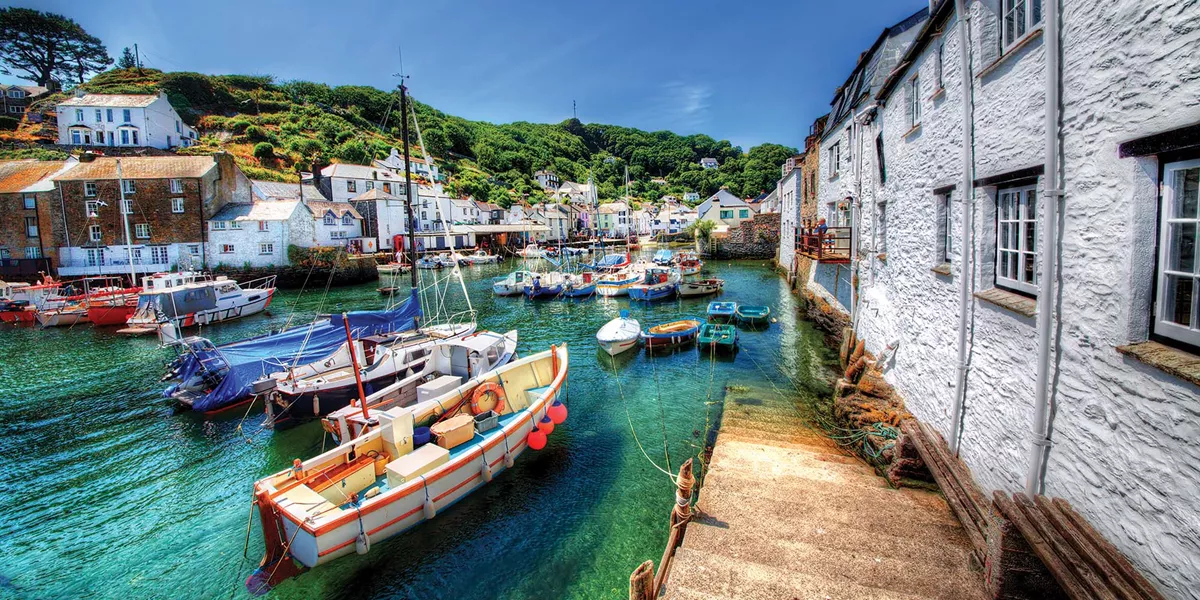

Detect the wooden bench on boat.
[
  {"left": 992, "top": 492, "right": 1166, "bottom": 600},
  {"left": 900, "top": 420, "right": 1166, "bottom": 600}
]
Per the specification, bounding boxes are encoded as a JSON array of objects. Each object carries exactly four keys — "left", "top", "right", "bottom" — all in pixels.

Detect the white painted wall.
[
  {"left": 778, "top": 168, "right": 802, "bottom": 275},
  {"left": 56, "top": 92, "right": 196, "bottom": 149},
  {"left": 843, "top": 2, "right": 1200, "bottom": 597}
]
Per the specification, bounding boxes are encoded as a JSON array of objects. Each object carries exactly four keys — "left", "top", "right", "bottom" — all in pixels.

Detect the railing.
[{"left": 796, "top": 226, "right": 852, "bottom": 262}]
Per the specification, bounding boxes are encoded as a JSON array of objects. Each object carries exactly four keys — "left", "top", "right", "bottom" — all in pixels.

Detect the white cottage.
[
  {"left": 56, "top": 91, "right": 197, "bottom": 149},
  {"left": 206, "top": 201, "right": 311, "bottom": 267}
]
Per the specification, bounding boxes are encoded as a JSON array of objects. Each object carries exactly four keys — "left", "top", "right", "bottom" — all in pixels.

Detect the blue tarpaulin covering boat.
[{"left": 169, "top": 290, "right": 422, "bottom": 413}]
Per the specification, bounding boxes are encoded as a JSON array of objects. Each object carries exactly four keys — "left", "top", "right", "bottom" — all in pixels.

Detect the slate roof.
[
  {"left": 210, "top": 200, "right": 300, "bottom": 222},
  {"left": 252, "top": 179, "right": 326, "bottom": 201},
  {"left": 306, "top": 200, "right": 362, "bottom": 219},
  {"left": 54, "top": 156, "right": 216, "bottom": 180},
  {"left": 695, "top": 189, "right": 749, "bottom": 217},
  {"left": 59, "top": 93, "right": 159, "bottom": 108},
  {"left": 0, "top": 160, "right": 69, "bottom": 193}
]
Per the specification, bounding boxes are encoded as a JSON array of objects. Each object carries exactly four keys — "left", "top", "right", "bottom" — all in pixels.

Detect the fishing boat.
[
  {"left": 697, "top": 323, "right": 738, "bottom": 353},
  {"left": 246, "top": 344, "right": 569, "bottom": 593},
  {"left": 595, "top": 263, "right": 645, "bottom": 297},
  {"left": 518, "top": 243, "right": 544, "bottom": 258},
  {"left": 38, "top": 276, "right": 140, "bottom": 327},
  {"left": 415, "top": 256, "right": 442, "bottom": 269},
  {"left": 596, "top": 310, "right": 640, "bottom": 356},
  {"left": 121, "top": 272, "right": 276, "bottom": 337},
  {"left": 267, "top": 328, "right": 514, "bottom": 431},
  {"left": 652, "top": 249, "right": 674, "bottom": 265},
  {"left": 735, "top": 305, "right": 772, "bottom": 326},
  {"left": 561, "top": 273, "right": 597, "bottom": 298},
  {"left": 707, "top": 301, "right": 738, "bottom": 322},
  {"left": 628, "top": 267, "right": 681, "bottom": 301},
  {"left": 0, "top": 278, "right": 61, "bottom": 323},
  {"left": 678, "top": 278, "right": 724, "bottom": 297},
  {"left": 493, "top": 270, "right": 540, "bottom": 296},
  {"left": 590, "top": 252, "right": 632, "bottom": 273},
  {"left": 677, "top": 252, "right": 703, "bottom": 276},
  {"left": 36, "top": 304, "right": 89, "bottom": 327},
  {"left": 523, "top": 272, "right": 566, "bottom": 299},
  {"left": 376, "top": 262, "right": 411, "bottom": 276},
  {"left": 641, "top": 319, "right": 701, "bottom": 350},
  {"left": 465, "top": 250, "right": 500, "bottom": 264}
]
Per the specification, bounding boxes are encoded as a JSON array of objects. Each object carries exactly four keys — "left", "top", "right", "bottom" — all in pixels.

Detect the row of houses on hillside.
[{"left": 778, "top": 1, "right": 1200, "bottom": 596}]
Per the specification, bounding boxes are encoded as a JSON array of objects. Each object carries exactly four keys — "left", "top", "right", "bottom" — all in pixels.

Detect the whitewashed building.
[
  {"left": 777, "top": 167, "right": 803, "bottom": 274},
  {"left": 597, "top": 201, "right": 631, "bottom": 236},
  {"left": 206, "top": 201, "right": 311, "bottom": 267},
  {"left": 372, "top": 148, "right": 439, "bottom": 182},
  {"left": 634, "top": 207, "right": 653, "bottom": 235},
  {"left": 696, "top": 189, "right": 756, "bottom": 234},
  {"left": 56, "top": 91, "right": 197, "bottom": 149},
  {"left": 804, "top": 0, "right": 1200, "bottom": 596},
  {"left": 683, "top": 191, "right": 700, "bottom": 203},
  {"left": 699, "top": 157, "right": 719, "bottom": 169}
]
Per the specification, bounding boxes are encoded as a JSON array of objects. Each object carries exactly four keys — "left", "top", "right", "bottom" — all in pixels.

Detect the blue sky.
[{"left": 2, "top": 0, "right": 924, "bottom": 151}]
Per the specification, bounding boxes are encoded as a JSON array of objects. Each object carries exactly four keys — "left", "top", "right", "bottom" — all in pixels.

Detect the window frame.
[
  {"left": 258, "top": 220, "right": 269, "bottom": 232},
  {"left": 121, "top": 179, "right": 135, "bottom": 194},
  {"left": 25, "top": 246, "right": 41, "bottom": 259},
  {"left": 25, "top": 216, "right": 37, "bottom": 238},
  {"left": 134, "top": 223, "right": 151, "bottom": 239},
  {"left": 170, "top": 178, "right": 183, "bottom": 194},
  {"left": 151, "top": 245, "right": 169, "bottom": 264},
  {"left": 907, "top": 74, "right": 921, "bottom": 129},
  {"left": 95, "top": 109, "right": 102, "bottom": 122},
  {"left": 89, "top": 224, "right": 102, "bottom": 242},
  {"left": 994, "top": 184, "right": 1039, "bottom": 295},
  {"left": 346, "top": 180, "right": 357, "bottom": 193},
  {"left": 121, "top": 199, "right": 133, "bottom": 215},
  {"left": 172, "top": 197, "right": 185, "bottom": 213},
  {"left": 86, "top": 200, "right": 100, "bottom": 217},
  {"left": 323, "top": 213, "right": 336, "bottom": 226},
  {"left": 936, "top": 191, "right": 954, "bottom": 266},
  {"left": 211, "top": 221, "right": 227, "bottom": 231},
  {"left": 935, "top": 39, "right": 945, "bottom": 90},
  {"left": 23, "top": 194, "right": 35, "bottom": 209},
  {"left": 1154, "top": 158, "right": 1200, "bottom": 347},
  {"left": 220, "top": 244, "right": 235, "bottom": 254},
  {"left": 259, "top": 242, "right": 275, "bottom": 255},
  {"left": 828, "top": 142, "right": 841, "bottom": 178},
  {"left": 122, "top": 109, "right": 131, "bottom": 123},
  {"left": 75, "top": 108, "right": 83, "bottom": 122},
  {"left": 342, "top": 214, "right": 353, "bottom": 225},
  {"left": 1001, "top": 0, "right": 1044, "bottom": 53}
]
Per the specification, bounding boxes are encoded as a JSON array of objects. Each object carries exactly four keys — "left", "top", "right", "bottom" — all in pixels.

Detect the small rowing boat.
[
  {"left": 641, "top": 319, "right": 701, "bottom": 349},
  {"left": 735, "top": 305, "right": 771, "bottom": 326},
  {"left": 561, "top": 273, "right": 597, "bottom": 298},
  {"left": 678, "top": 278, "right": 724, "bottom": 297},
  {"left": 523, "top": 272, "right": 566, "bottom": 299},
  {"left": 629, "top": 267, "right": 680, "bottom": 301},
  {"left": 597, "top": 310, "right": 640, "bottom": 356},
  {"left": 652, "top": 249, "right": 674, "bottom": 265},
  {"left": 707, "top": 301, "right": 738, "bottom": 321},
  {"left": 697, "top": 323, "right": 738, "bottom": 353}
]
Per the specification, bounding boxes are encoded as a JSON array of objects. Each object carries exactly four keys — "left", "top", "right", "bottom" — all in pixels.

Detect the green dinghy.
[
  {"left": 735, "top": 304, "right": 771, "bottom": 326},
  {"left": 697, "top": 323, "right": 738, "bottom": 352}
]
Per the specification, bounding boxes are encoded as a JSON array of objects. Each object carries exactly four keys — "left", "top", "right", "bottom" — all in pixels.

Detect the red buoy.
[
  {"left": 528, "top": 427, "right": 547, "bottom": 451},
  {"left": 548, "top": 401, "right": 568, "bottom": 425},
  {"left": 539, "top": 415, "right": 555, "bottom": 435}
]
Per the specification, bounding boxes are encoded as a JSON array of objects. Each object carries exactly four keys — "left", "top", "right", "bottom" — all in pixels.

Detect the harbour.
[{"left": 0, "top": 257, "right": 840, "bottom": 599}]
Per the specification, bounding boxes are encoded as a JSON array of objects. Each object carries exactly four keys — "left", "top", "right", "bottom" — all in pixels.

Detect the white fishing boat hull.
[
  {"left": 678, "top": 280, "right": 723, "bottom": 297},
  {"left": 596, "top": 316, "right": 640, "bottom": 355},
  {"left": 36, "top": 309, "right": 88, "bottom": 327}
]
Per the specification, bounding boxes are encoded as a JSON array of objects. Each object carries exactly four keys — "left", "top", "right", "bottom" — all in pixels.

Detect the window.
[
  {"left": 106, "top": 108, "right": 113, "bottom": 122},
  {"left": 936, "top": 39, "right": 946, "bottom": 90},
  {"left": 121, "top": 199, "right": 133, "bottom": 215},
  {"left": 130, "top": 247, "right": 142, "bottom": 265},
  {"left": 85, "top": 247, "right": 103, "bottom": 266},
  {"left": 936, "top": 191, "right": 954, "bottom": 265},
  {"left": 131, "top": 130, "right": 139, "bottom": 145},
  {"left": 323, "top": 213, "right": 335, "bottom": 225},
  {"left": 86, "top": 200, "right": 100, "bottom": 217},
  {"left": 739, "top": 209, "right": 749, "bottom": 219},
  {"left": 365, "top": 181, "right": 374, "bottom": 190},
  {"left": 8, "top": 106, "right": 21, "bottom": 113},
  {"left": 84, "top": 181, "right": 97, "bottom": 197},
  {"left": 220, "top": 244, "right": 235, "bottom": 254},
  {"left": 134, "top": 223, "right": 150, "bottom": 239},
  {"left": 120, "top": 130, "right": 129, "bottom": 145},
  {"left": 330, "top": 231, "right": 347, "bottom": 239},
  {"left": 172, "top": 197, "right": 185, "bottom": 213},
  {"left": 346, "top": 180, "right": 357, "bottom": 193},
  {"left": 75, "top": 108, "right": 83, "bottom": 122},
  {"left": 907, "top": 75, "right": 921, "bottom": 129},
  {"left": 259, "top": 243, "right": 274, "bottom": 255},
  {"left": 23, "top": 194, "right": 35, "bottom": 209},
  {"left": 122, "top": 109, "right": 131, "bottom": 123},
  {"left": 258, "top": 221, "right": 269, "bottom": 232},
  {"left": 342, "top": 214, "right": 353, "bottom": 225},
  {"left": 0, "top": 249, "right": 8, "bottom": 259},
  {"left": 7, "top": 89, "right": 22, "bottom": 98},
  {"left": 89, "top": 224, "right": 102, "bottom": 242},
  {"left": 719, "top": 209, "right": 733, "bottom": 219},
  {"left": 876, "top": 203, "right": 888, "bottom": 253},
  {"left": 175, "top": 120, "right": 181, "bottom": 133},
  {"left": 25, "top": 246, "right": 41, "bottom": 259},
  {"left": 211, "top": 221, "right": 227, "bottom": 230},
  {"left": 25, "top": 216, "right": 37, "bottom": 237},
  {"left": 170, "top": 179, "right": 183, "bottom": 193},
  {"left": 187, "top": 244, "right": 201, "bottom": 256},
  {"left": 829, "top": 142, "right": 841, "bottom": 177},
  {"left": 995, "top": 185, "right": 1038, "bottom": 295},
  {"left": 383, "top": 183, "right": 392, "bottom": 194},
  {"left": 1002, "top": 0, "right": 1044, "bottom": 52},
  {"left": 1156, "top": 159, "right": 1199, "bottom": 347},
  {"left": 151, "top": 246, "right": 168, "bottom": 264},
  {"left": 121, "top": 180, "right": 135, "bottom": 194},
  {"left": 230, "top": 220, "right": 242, "bottom": 230},
  {"left": 95, "top": 109, "right": 102, "bottom": 122},
  {"left": 71, "top": 130, "right": 82, "bottom": 144}
]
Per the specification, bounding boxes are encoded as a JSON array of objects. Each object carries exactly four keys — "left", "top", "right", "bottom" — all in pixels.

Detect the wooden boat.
[
  {"left": 629, "top": 267, "right": 681, "bottom": 301},
  {"left": 597, "top": 310, "right": 640, "bottom": 356},
  {"left": 641, "top": 319, "right": 701, "bottom": 349},
  {"left": 678, "top": 278, "right": 724, "bottom": 297},
  {"left": 707, "top": 301, "right": 738, "bottom": 321},
  {"left": 652, "top": 249, "right": 674, "bottom": 265},
  {"left": 561, "top": 273, "right": 597, "bottom": 298},
  {"left": 697, "top": 323, "right": 738, "bottom": 352},
  {"left": 493, "top": 270, "right": 540, "bottom": 296},
  {"left": 735, "top": 305, "right": 771, "bottom": 325},
  {"left": 376, "top": 262, "right": 411, "bottom": 275},
  {"left": 596, "top": 262, "right": 647, "bottom": 297},
  {"left": 677, "top": 252, "right": 703, "bottom": 276},
  {"left": 36, "top": 304, "right": 89, "bottom": 327},
  {"left": 247, "top": 344, "right": 570, "bottom": 593},
  {"left": 42, "top": 276, "right": 140, "bottom": 327},
  {"left": 523, "top": 272, "right": 566, "bottom": 299}
]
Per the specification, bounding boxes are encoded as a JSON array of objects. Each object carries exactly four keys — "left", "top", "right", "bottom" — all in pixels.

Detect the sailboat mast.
[
  {"left": 400, "top": 83, "right": 418, "bottom": 291},
  {"left": 116, "top": 159, "right": 137, "bottom": 286}
]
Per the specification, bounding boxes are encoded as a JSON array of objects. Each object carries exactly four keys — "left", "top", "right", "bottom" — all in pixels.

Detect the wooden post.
[
  {"left": 629, "top": 560, "right": 654, "bottom": 600},
  {"left": 652, "top": 458, "right": 695, "bottom": 595}
]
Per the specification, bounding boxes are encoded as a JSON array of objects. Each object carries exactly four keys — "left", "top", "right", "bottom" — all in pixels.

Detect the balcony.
[
  {"left": 57, "top": 256, "right": 171, "bottom": 277},
  {"left": 797, "top": 227, "right": 851, "bottom": 263}
]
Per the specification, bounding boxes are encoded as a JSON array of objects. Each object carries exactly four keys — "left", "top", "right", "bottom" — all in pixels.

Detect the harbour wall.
[{"left": 212, "top": 259, "right": 378, "bottom": 289}]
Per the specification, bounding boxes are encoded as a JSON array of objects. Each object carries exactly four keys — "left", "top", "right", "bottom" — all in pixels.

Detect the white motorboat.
[
  {"left": 465, "top": 250, "right": 500, "bottom": 264},
  {"left": 493, "top": 270, "right": 541, "bottom": 296},
  {"left": 597, "top": 310, "right": 641, "bottom": 356},
  {"left": 122, "top": 272, "right": 276, "bottom": 338},
  {"left": 596, "top": 262, "right": 647, "bottom": 297},
  {"left": 678, "top": 278, "right": 725, "bottom": 297}
]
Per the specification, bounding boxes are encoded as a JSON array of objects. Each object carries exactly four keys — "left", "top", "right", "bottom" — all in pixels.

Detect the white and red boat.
[
  {"left": 0, "top": 278, "right": 62, "bottom": 323},
  {"left": 36, "top": 276, "right": 141, "bottom": 328},
  {"left": 120, "top": 272, "right": 276, "bottom": 336},
  {"left": 247, "top": 343, "right": 569, "bottom": 592}
]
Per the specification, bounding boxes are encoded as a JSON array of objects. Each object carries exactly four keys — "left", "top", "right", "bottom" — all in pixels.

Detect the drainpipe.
[
  {"left": 948, "top": 0, "right": 977, "bottom": 455},
  {"left": 1026, "top": 0, "right": 1062, "bottom": 497},
  {"left": 850, "top": 105, "right": 876, "bottom": 328}
]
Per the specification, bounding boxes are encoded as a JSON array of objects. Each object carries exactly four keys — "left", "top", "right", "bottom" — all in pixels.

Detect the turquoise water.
[{"left": 0, "top": 258, "right": 837, "bottom": 600}]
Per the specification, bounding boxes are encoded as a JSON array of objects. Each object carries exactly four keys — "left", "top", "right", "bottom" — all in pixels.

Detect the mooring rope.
[{"left": 607, "top": 351, "right": 676, "bottom": 482}]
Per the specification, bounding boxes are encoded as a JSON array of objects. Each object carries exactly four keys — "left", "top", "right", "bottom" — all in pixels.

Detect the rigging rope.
[{"left": 607, "top": 351, "right": 677, "bottom": 482}]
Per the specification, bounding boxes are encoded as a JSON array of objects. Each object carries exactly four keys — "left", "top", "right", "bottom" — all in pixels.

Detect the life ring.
[{"left": 471, "top": 382, "right": 506, "bottom": 415}]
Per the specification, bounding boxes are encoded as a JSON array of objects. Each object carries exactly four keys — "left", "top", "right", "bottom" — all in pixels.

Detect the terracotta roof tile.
[{"left": 0, "top": 160, "right": 68, "bottom": 193}]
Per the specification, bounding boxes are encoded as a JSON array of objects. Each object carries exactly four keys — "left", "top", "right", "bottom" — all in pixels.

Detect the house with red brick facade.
[
  {"left": 51, "top": 153, "right": 250, "bottom": 277},
  {"left": 0, "top": 159, "right": 76, "bottom": 279}
]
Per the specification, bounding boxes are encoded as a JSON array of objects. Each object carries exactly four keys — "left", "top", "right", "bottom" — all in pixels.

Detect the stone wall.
[
  {"left": 711, "top": 213, "right": 780, "bottom": 260},
  {"left": 213, "top": 257, "right": 378, "bottom": 289}
]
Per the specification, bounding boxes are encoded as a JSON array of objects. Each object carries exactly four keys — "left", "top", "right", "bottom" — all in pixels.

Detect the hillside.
[{"left": 12, "top": 68, "right": 796, "bottom": 207}]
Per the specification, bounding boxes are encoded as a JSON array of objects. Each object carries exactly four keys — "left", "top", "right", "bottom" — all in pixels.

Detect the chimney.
[{"left": 213, "top": 151, "right": 251, "bottom": 213}]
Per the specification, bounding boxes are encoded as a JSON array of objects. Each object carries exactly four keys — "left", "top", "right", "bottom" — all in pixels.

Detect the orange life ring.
[{"left": 471, "top": 382, "right": 506, "bottom": 415}]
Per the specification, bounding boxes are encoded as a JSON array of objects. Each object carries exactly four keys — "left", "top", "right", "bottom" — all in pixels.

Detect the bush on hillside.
[
  {"left": 253, "top": 142, "right": 275, "bottom": 161},
  {"left": 0, "top": 116, "right": 19, "bottom": 131}
]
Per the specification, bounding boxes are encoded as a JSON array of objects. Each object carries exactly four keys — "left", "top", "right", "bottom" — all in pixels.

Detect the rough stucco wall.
[
  {"left": 847, "top": 1, "right": 1200, "bottom": 597},
  {"left": 778, "top": 170, "right": 800, "bottom": 275}
]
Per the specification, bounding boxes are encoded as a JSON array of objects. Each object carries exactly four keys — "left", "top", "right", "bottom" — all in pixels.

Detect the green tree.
[
  {"left": 117, "top": 47, "right": 137, "bottom": 69},
  {"left": 0, "top": 8, "right": 112, "bottom": 86}
]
